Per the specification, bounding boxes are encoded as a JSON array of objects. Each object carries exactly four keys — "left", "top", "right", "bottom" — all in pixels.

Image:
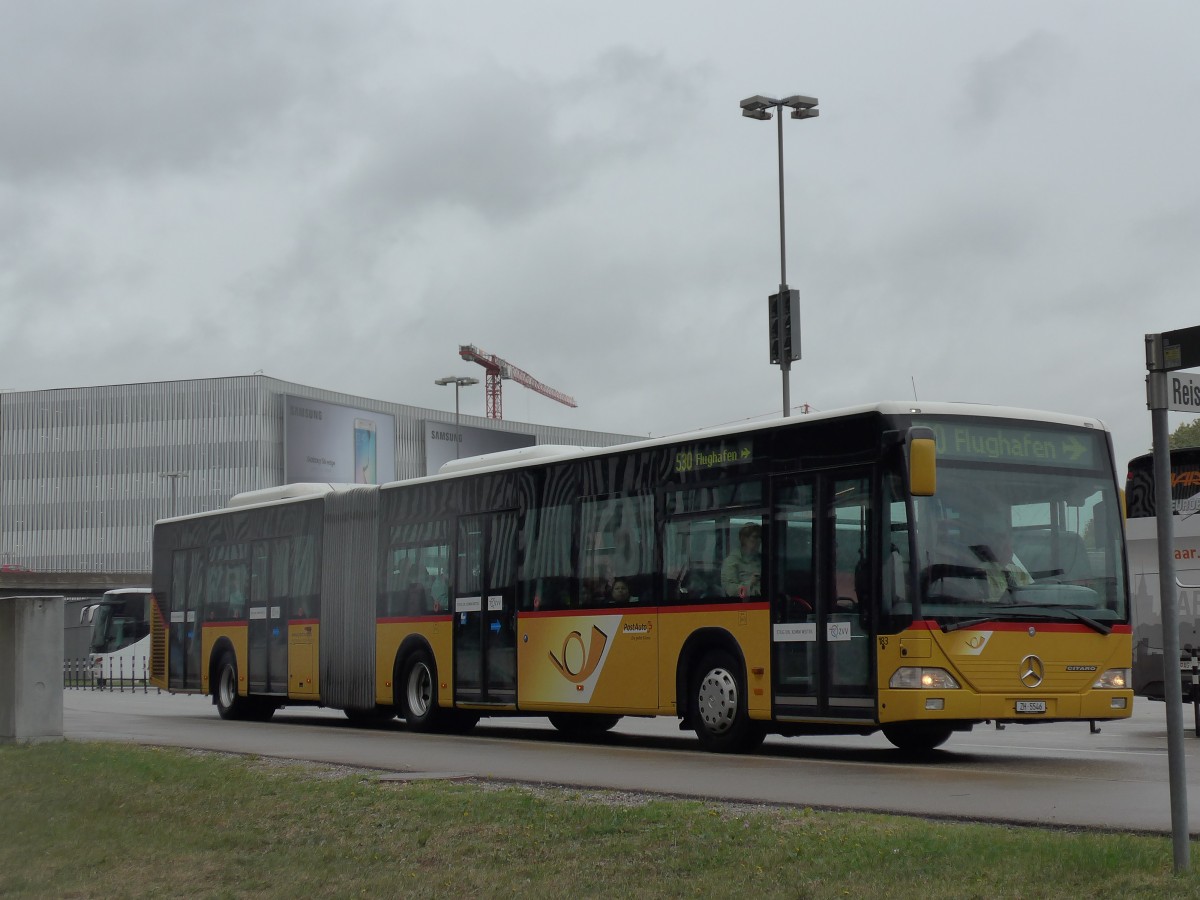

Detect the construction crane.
[{"left": 458, "top": 344, "right": 578, "bottom": 420}]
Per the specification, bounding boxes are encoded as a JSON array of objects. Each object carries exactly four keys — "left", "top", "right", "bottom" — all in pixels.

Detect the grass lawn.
[{"left": 1, "top": 741, "right": 1197, "bottom": 898}]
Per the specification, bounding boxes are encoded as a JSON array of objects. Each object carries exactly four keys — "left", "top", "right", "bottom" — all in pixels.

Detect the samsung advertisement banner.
[
  {"left": 424, "top": 421, "right": 535, "bottom": 476},
  {"left": 284, "top": 396, "right": 397, "bottom": 485}
]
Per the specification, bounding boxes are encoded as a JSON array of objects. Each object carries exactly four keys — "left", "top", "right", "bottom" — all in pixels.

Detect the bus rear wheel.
[
  {"left": 214, "top": 652, "right": 253, "bottom": 721},
  {"left": 882, "top": 724, "right": 953, "bottom": 754},
  {"left": 401, "top": 649, "right": 442, "bottom": 732},
  {"left": 691, "top": 650, "right": 765, "bottom": 754}
]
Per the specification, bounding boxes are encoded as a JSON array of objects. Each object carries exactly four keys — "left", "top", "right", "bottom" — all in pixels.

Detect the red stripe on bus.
[
  {"left": 908, "top": 619, "right": 1129, "bottom": 634},
  {"left": 665, "top": 601, "right": 770, "bottom": 615},
  {"left": 509, "top": 602, "right": 773, "bottom": 619},
  {"left": 521, "top": 607, "right": 663, "bottom": 619}
]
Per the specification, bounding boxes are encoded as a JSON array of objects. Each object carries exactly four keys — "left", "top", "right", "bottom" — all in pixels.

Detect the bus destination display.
[{"left": 915, "top": 420, "right": 1099, "bottom": 469}]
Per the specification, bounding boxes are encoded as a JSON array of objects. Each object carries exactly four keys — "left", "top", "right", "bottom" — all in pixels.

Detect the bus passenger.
[
  {"left": 227, "top": 568, "right": 247, "bottom": 617},
  {"left": 721, "top": 523, "right": 762, "bottom": 599},
  {"left": 430, "top": 570, "right": 449, "bottom": 612},
  {"left": 611, "top": 579, "right": 631, "bottom": 604}
]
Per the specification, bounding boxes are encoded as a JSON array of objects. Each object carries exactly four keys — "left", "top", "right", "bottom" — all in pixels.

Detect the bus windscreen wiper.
[
  {"left": 941, "top": 610, "right": 1034, "bottom": 632},
  {"left": 942, "top": 605, "right": 1110, "bottom": 635}
]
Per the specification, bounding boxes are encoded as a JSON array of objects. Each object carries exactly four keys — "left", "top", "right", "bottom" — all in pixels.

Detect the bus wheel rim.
[
  {"left": 698, "top": 668, "right": 738, "bottom": 734},
  {"left": 407, "top": 663, "right": 431, "bottom": 716},
  {"left": 219, "top": 665, "right": 235, "bottom": 707}
]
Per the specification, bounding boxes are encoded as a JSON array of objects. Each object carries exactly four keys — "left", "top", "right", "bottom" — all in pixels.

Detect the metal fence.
[{"left": 63, "top": 656, "right": 158, "bottom": 693}]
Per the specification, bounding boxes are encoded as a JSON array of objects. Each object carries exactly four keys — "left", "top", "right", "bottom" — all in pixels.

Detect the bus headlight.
[
  {"left": 1092, "top": 668, "right": 1129, "bottom": 690},
  {"left": 889, "top": 667, "right": 961, "bottom": 690}
]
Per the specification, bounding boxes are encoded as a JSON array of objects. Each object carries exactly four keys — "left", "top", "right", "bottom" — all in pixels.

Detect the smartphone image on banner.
[{"left": 353, "top": 419, "right": 377, "bottom": 484}]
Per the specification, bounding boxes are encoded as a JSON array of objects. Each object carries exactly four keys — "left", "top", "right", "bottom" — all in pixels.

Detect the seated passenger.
[
  {"left": 611, "top": 579, "right": 632, "bottom": 604},
  {"left": 721, "top": 523, "right": 762, "bottom": 598}
]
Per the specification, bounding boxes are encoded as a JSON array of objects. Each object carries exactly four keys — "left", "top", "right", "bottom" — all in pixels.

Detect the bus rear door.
[
  {"left": 454, "top": 511, "right": 518, "bottom": 705},
  {"left": 247, "top": 540, "right": 289, "bottom": 695}
]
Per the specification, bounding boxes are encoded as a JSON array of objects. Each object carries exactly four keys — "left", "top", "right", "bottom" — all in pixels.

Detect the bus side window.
[{"left": 579, "top": 494, "right": 654, "bottom": 607}]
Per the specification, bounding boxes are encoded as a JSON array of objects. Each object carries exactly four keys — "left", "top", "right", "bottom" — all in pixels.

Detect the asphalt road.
[{"left": 62, "top": 688, "right": 1200, "bottom": 834}]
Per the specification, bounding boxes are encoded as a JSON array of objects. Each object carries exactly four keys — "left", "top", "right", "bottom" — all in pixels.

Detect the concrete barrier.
[{"left": 0, "top": 595, "right": 65, "bottom": 743}]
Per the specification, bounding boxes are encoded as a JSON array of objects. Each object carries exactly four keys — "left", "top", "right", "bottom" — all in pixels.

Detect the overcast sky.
[{"left": 2, "top": 2, "right": 1197, "bottom": 471}]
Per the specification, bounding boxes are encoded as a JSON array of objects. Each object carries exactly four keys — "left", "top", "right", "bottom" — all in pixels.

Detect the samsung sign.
[
  {"left": 284, "top": 395, "right": 397, "bottom": 484},
  {"left": 424, "top": 421, "right": 535, "bottom": 476}
]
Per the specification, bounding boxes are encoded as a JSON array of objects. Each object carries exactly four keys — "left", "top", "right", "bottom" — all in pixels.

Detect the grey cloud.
[
  {"left": 337, "top": 48, "right": 696, "bottom": 227},
  {"left": 0, "top": 3, "right": 404, "bottom": 181},
  {"left": 956, "top": 31, "right": 1070, "bottom": 131}
]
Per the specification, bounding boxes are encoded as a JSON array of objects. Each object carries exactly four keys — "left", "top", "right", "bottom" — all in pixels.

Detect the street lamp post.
[
  {"left": 740, "top": 93, "right": 819, "bottom": 418},
  {"left": 434, "top": 376, "right": 479, "bottom": 458}
]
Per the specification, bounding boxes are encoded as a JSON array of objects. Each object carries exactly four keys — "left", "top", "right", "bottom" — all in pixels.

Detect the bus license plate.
[{"left": 1016, "top": 700, "right": 1046, "bottom": 714}]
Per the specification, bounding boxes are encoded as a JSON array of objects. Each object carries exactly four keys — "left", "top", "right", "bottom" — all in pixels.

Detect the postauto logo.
[{"left": 549, "top": 625, "right": 609, "bottom": 684}]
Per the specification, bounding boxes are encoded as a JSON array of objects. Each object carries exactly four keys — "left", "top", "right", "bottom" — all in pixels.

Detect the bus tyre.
[
  {"left": 401, "top": 649, "right": 442, "bottom": 732},
  {"left": 691, "top": 650, "right": 765, "bottom": 754},
  {"left": 548, "top": 712, "right": 622, "bottom": 738},
  {"left": 882, "top": 724, "right": 953, "bottom": 754},
  {"left": 214, "top": 652, "right": 252, "bottom": 721},
  {"left": 249, "top": 701, "right": 278, "bottom": 723},
  {"left": 442, "top": 711, "right": 480, "bottom": 735}
]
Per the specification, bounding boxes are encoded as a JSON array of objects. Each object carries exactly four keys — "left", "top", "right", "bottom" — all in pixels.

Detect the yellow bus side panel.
[
  {"left": 289, "top": 622, "right": 320, "bottom": 699},
  {"left": 656, "top": 606, "right": 773, "bottom": 719},
  {"left": 518, "top": 611, "right": 659, "bottom": 712},
  {"left": 374, "top": 620, "right": 453, "bottom": 708},
  {"left": 200, "top": 624, "right": 247, "bottom": 696}
]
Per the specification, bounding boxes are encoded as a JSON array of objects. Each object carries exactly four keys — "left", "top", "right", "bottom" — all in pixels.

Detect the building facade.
[{"left": 0, "top": 376, "right": 638, "bottom": 574}]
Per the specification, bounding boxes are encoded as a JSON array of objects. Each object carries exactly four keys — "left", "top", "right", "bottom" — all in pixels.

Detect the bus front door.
[
  {"left": 771, "top": 472, "right": 874, "bottom": 720},
  {"left": 454, "top": 511, "right": 518, "bottom": 706}
]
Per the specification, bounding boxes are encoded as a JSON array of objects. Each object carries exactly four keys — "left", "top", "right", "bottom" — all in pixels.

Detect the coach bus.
[
  {"left": 148, "top": 402, "right": 1132, "bottom": 753},
  {"left": 82, "top": 587, "right": 151, "bottom": 686},
  {"left": 1126, "top": 447, "right": 1200, "bottom": 701}
]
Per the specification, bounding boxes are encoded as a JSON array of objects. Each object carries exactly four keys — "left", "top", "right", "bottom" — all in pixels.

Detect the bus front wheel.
[
  {"left": 882, "top": 724, "right": 953, "bottom": 754},
  {"left": 690, "top": 650, "right": 764, "bottom": 754},
  {"left": 548, "top": 712, "right": 621, "bottom": 738}
]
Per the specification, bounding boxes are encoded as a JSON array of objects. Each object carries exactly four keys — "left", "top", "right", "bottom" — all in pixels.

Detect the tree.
[{"left": 1170, "top": 417, "right": 1200, "bottom": 450}]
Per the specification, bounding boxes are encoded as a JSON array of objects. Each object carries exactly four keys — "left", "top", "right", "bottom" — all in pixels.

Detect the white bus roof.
[
  {"left": 382, "top": 400, "right": 1109, "bottom": 488},
  {"left": 155, "top": 401, "right": 1109, "bottom": 520},
  {"left": 156, "top": 483, "right": 365, "bottom": 525}
]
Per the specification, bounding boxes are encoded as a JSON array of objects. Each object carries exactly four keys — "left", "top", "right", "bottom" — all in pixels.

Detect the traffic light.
[{"left": 768, "top": 289, "right": 800, "bottom": 365}]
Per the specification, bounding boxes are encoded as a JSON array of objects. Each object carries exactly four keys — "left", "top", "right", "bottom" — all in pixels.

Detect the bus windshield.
[
  {"left": 88, "top": 595, "right": 149, "bottom": 654},
  {"left": 913, "top": 454, "right": 1127, "bottom": 629}
]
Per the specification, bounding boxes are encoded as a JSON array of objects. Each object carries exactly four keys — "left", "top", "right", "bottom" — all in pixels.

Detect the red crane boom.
[{"left": 458, "top": 344, "right": 577, "bottom": 420}]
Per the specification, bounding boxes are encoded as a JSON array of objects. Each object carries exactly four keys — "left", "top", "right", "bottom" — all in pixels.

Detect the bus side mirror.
[{"left": 908, "top": 427, "right": 936, "bottom": 497}]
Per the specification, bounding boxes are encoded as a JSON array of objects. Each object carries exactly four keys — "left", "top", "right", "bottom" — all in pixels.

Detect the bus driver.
[{"left": 722, "top": 523, "right": 762, "bottom": 599}]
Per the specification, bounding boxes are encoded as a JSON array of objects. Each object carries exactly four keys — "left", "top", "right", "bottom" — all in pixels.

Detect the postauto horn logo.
[{"left": 549, "top": 625, "right": 609, "bottom": 684}]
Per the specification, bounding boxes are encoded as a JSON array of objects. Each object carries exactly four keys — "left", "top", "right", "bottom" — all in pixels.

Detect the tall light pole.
[
  {"left": 434, "top": 376, "right": 479, "bottom": 458},
  {"left": 740, "top": 93, "right": 819, "bottom": 417}
]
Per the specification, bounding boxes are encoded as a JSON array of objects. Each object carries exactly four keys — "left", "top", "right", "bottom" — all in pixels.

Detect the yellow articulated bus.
[{"left": 149, "top": 401, "right": 1132, "bottom": 753}]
